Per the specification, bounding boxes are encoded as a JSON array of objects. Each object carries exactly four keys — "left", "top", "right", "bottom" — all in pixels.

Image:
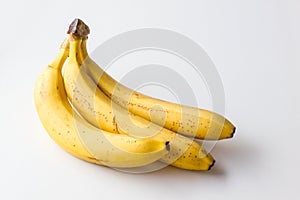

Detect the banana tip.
[
  {"left": 208, "top": 160, "right": 216, "bottom": 171},
  {"left": 226, "top": 126, "right": 236, "bottom": 139},
  {"left": 231, "top": 127, "right": 236, "bottom": 137},
  {"left": 165, "top": 141, "right": 170, "bottom": 151}
]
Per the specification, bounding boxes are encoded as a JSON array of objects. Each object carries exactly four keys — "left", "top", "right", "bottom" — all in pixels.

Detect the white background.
[{"left": 0, "top": 0, "right": 299, "bottom": 199}]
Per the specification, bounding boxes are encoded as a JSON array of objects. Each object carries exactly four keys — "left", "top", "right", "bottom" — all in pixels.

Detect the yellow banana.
[
  {"left": 34, "top": 39, "right": 170, "bottom": 168},
  {"left": 80, "top": 36, "right": 235, "bottom": 140},
  {"left": 63, "top": 32, "right": 215, "bottom": 170}
]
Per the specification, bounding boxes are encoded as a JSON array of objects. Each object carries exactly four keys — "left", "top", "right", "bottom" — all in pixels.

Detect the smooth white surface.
[{"left": 0, "top": 0, "right": 299, "bottom": 199}]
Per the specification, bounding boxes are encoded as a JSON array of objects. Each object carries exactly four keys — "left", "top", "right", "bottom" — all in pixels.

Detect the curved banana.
[
  {"left": 80, "top": 37, "right": 235, "bottom": 140},
  {"left": 34, "top": 39, "right": 170, "bottom": 168},
  {"left": 63, "top": 33, "right": 215, "bottom": 170}
]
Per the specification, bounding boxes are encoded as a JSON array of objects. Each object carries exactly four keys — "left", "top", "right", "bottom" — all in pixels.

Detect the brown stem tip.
[{"left": 67, "top": 18, "right": 90, "bottom": 38}]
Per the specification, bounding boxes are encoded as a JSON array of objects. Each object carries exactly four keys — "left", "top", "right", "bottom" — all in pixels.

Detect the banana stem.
[
  {"left": 81, "top": 37, "right": 89, "bottom": 59},
  {"left": 67, "top": 18, "right": 90, "bottom": 63},
  {"left": 49, "top": 39, "right": 69, "bottom": 70},
  {"left": 69, "top": 35, "right": 81, "bottom": 63}
]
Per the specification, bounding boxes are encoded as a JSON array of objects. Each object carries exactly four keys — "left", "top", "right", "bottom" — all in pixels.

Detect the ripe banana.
[
  {"left": 63, "top": 32, "right": 215, "bottom": 170},
  {"left": 34, "top": 39, "right": 170, "bottom": 168},
  {"left": 79, "top": 36, "right": 235, "bottom": 140}
]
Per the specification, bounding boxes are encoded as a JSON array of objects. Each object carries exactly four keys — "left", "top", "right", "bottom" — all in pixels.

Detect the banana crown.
[{"left": 34, "top": 18, "right": 236, "bottom": 171}]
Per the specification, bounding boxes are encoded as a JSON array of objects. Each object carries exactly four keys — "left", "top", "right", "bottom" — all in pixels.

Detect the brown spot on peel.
[{"left": 112, "top": 116, "right": 120, "bottom": 134}]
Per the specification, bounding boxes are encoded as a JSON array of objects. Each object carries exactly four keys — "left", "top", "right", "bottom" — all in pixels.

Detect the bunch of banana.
[{"left": 34, "top": 18, "right": 236, "bottom": 171}]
